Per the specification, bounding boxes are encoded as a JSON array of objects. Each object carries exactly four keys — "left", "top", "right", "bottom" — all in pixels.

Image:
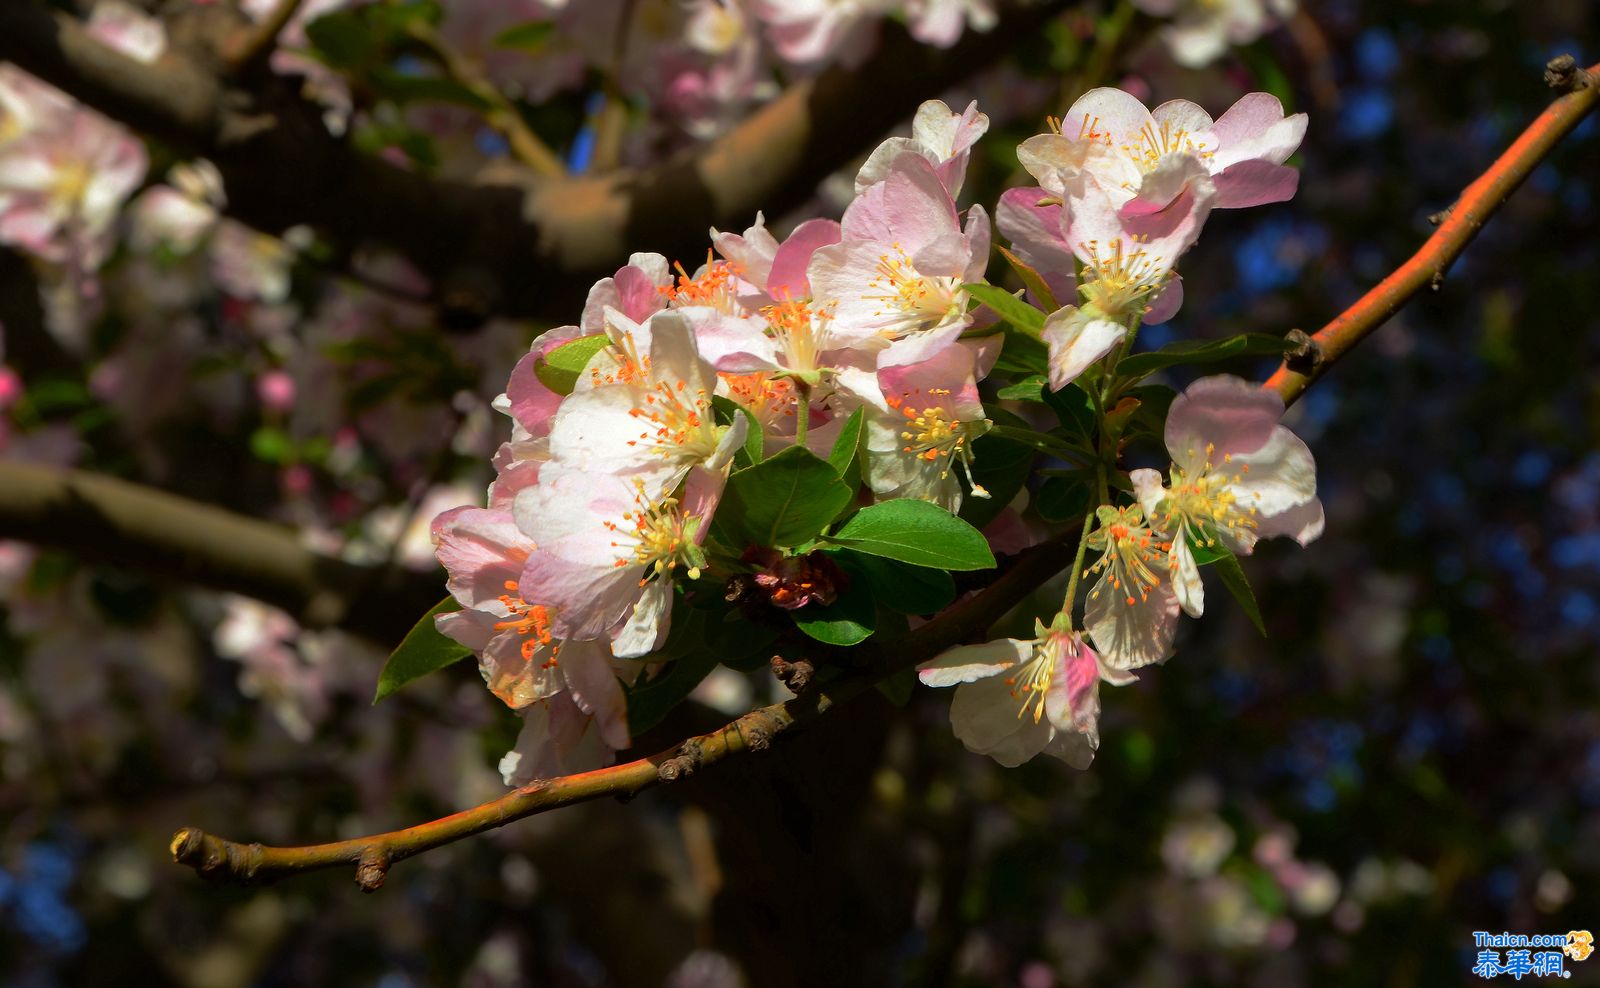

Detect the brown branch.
[
  {"left": 0, "top": 0, "right": 1071, "bottom": 323},
  {"left": 1263, "top": 56, "right": 1600, "bottom": 406},
  {"left": 170, "top": 532, "right": 1075, "bottom": 887},
  {"left": 222, "top": 0, "right": 305, "bottom": 75},
  {"left": 0, "top": 459, "right": 441, "bottom": 646}
]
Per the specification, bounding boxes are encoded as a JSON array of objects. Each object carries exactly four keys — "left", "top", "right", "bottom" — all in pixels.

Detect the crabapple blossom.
[
  {"left": 1034, "top": 87, "right": 1306, "bottom": 213},
  {"left": 431, "top": 506, "right": 633, "bottom": 759},
  {"left": 1131, "top": 375, "right": 1323, "bottom": 617},
  {"left": 750, "top": 0, "right": 888, "bottom": 69},
  {"left": 855, "top": 99, "right": 991, "bottom": 197},
  {"left": 864, "top": 340, "right": 990, "bottom": 510},
  {"left": 919, "top": 616, "right": 1132, "bottom": 767},
  {"left": 513, "top": 465, "right": 728, "bottom": 656},
  {"left": 542, "top": 309, "right": 747, "bottom": 496},
  {"left": 1084, "top": 504, "right": 1180, "bottom": 672},
  {"left": 905, "top": 0, "right": 998, "bottom": 48},
  {"left": 808, "top": 154, "right": 990, "bottom": 364},
  {"left": 1133, "top": 0, "right": 1298, "bottom": 69}
]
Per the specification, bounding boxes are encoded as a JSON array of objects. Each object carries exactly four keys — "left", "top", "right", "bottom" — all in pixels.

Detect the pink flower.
[
  {"left": 905, "top": 0, "right": 997, "bottom": 48},
  {"left": 1130, "top": 374, "right": 1323, "bottom": 617},
  {"left": 540, "top": 309, "right": 747, "bottom": 497},
  {"left": 0, "top": 109, "right": 146, "bottom": 269},
  {"left": 1133, "top": 0, "right": 1297, "bottom": 69},
  {"left": 865, "top": 341, "right": 989, "bottom": 511},
  {"left": 856, "top": 99, "right": 991, "bottom": 198},
  {"left": 919, "top": 618, "right": 1130, "bottom": 767},
  {"left": 808, "top": 155, "right": 990, "bottom": 365},
  {"left": 1039, "top": 305, "right": 1127, "bottom": 392},
  {"left": 1083, "top": 504, "right": 1180, "bottom": 672},
  {"left": 709, "top": 212, "right": 841, "bottom": 309},
  {"left": 750, "top": 0, "right": 883, "bottom": 68},
  {"left": 431, "top": 505, "right": 633, "bottom": 755},
  {"left": 513, "top": 464, "right": 726, "bottom": 656},
  {"left": 86, "top": 1, "right": 167, "bottom": 63},
  {"left": 1026, "top": 87, "right": 1305, "bottom": 213},
  {"left": 499, "top": 691, "right": 621, "bottom": 785}
]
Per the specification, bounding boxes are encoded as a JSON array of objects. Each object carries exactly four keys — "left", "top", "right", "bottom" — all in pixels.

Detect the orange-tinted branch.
[
  {"left": 171, "top": 533, "right": 1075, "bottom": 888},
  {"left": 1263, "top": 57, "right": 1600, "bottom": 406}
]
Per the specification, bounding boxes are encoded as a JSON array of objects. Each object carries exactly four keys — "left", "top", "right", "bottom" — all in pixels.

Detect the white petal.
[{"left": 918, "top": 638, "right": 1030, "bottom": 687}]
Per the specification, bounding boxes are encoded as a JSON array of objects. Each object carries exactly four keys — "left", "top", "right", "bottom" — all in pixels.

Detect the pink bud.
[
  {"left": 0, "top": 366, "right": 22, "bottom": 409},
  {"left": 256, "top": 369, "right": 296, "bottom": 412}
]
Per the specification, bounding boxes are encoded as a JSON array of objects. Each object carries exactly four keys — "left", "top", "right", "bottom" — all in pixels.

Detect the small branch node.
[
  {"left": 1430, "top": 269, "right": 1446, "bottom": 292},
  {"left": 770, "top": 655, "right": 816, "bottom": 694},
  {"left": 356, "top": 846, "right": 391, "bottom": 892},
  {"left": 1282, "top": 329, "right": 1323, "bottom": 375},
  {"left": 657, "top": 739, "right": 705, "bottom": 783},
  {"left": 1427, "top": 208, "right": 1450, "bottom": 226},
  {"left": 735, "top": 708, "right": 785, "bottom": 752},
  {"left": 170, "top": 827, "right": 263, "bottom": 883},
  {"left": 1544, "top": 54, "right": 1585, "bottom": 93}
]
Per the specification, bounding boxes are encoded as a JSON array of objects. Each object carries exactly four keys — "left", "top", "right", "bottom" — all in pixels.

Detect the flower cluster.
[
  {"left": 433, "top": 100, "right": 1008, "bottom": 781},
  {"left": 423, "top": 84, "right": 1329, "bottom": 784},
  {"left": 917, "top": 88, "right": 1321, "bottom": 769}
]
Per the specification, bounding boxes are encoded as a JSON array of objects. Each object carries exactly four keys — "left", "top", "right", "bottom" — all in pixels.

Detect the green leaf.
[
  {"left": 997, "top": 244, "right": 1060, "bottom": 312},
  {"left": 711, "top": 395, "right": 765, "bottom": 469},
  {"left": 1124, "top": 383, "right": 1177, "bottom": 442},
  {"left": 304, "top": 10, "right": 378, "bottom": 67},
  {"left": 792, "top": 578, "right": 877, "bottom": 645},
  {"left": 988, "top": 424, "right": 1088, "bottom": 461},
  {"left": 369, "top": 70, "right": 491, "bottom": 110},
  {"left": 250, "top": 427, "right": 293, "bottom": 464},
  {"left": 824, "top": 499, "right": 995, "bottom": 571},
  {"left": 1116, "top": 334, "right": 1296, "bottom": 381},
  {"left": 841, "top": 551, "right": 956, "bottom": 615},
  {"left": 533, "top": 333, "right": 608, "bottom": 396},
  {"left": 994, "top": 375, "right": 1046, "bottom": 402},
  {"left": 827, "top": 407, "right": 865, "bottom": 481},
  {"left": 991, "top": 330, "right": 1050, "bottom": 377},
  {"left": 964, "top": 282, "right": 1046, "bottom": 336},
  {"left": 719, "top": 445, "right": 853, "bottom": 549},
  {"left": 493, "top": 21, "right": 557, "bottom": 50},
  {"left": 373, "top": 597, "right": 469, "bottom": 703},
  {"left": 1186, "top": 530, "right": 1229, "bottom": 566},
  {"left": 1035, "top": 474, "right": 1091, "bottom": 522},
  {"left": 1210, "top": 548, "right": 1266, "bottom": 637},
  {"left": 1042, "top": 381, "right": 1096, "bottom": 441},
  {"left": 959, "top": 430, "right": 1034, "bottom": 530}
]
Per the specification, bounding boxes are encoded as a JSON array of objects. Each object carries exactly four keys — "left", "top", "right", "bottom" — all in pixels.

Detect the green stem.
[
  {"left": 1059, "top": 492, "right": 1099, "bottom": 623},
  {"left": 793, "top": 381, "right": 811, "bottom": 447}
]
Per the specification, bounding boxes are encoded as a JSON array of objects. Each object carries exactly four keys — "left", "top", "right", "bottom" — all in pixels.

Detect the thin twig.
[
  {"left": 170, "top": 533, "right": 1078, "bottom": 887},
  {"left": 225, "top": 0, "right": 306, "bottom": 75},
  {"left": 1263, "top": 57, "right": 1599, "bottom": 406},
  {"left": 402, "top": 20, "right": 567, "bottom": 179}
]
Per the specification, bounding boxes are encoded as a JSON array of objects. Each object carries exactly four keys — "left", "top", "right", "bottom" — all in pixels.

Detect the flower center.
[
  {"left": 1087, "top": 506, "right": 1171, "bottom": 607},
  {"left": 886, "top": 394, "right": 990, "bottom": 496},
  {"left": 1076, "top": 236, "right": 1167, "bottom": 318},
  {"left": 1122, "top": 121, "right": 1213, "bottom": 175},
  {"left": 626, "top": 375, "right": 719, "bottom": 461},
  {"left": 761, "top": 297, "right": 836, "bottom": 371},
  {"left": 1005, "top": 651, "right": 1055, "bottom": 724},
  {"left": 492, "top": 583, "right": 559, "bottom": 665},
  {"left": 1160, "top": 443, "right": 1258, "bottom": 547},
  {"left": 867, "top": 242, "right": 961, "bottom": 332},
  {"left": 721, "top": 371, "right": 797, "bottom": 427},
  {"left": 607, "top": 488, "right": 705, "bottom": 583},
  {"left": 661, "top": 255, "right": 744, "bottom": 312},
  {"left": 51, "top": 160, "right": 93, "bottom": 207}
]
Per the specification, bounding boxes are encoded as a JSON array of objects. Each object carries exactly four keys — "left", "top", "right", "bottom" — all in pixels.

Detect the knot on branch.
[
  {"left": 658, "top": 739, "right": 705, "bottom": 783},
  {"left": 770, "top": 655, "right": 816, "bottom": 694},
  {"left": 1544, "top": 54, "right": 1590, "bottom": 93},
  {"left": 356, "top": 846, "right": 391, "bottom": 892},
  {"left": 169, "top": 827, "right": 264, "bottom": 884},
  {"left": 735, "top": 708, "right": 787, "bottom": 752},
  {"left": 1283, "top": 329, "right": 1323, "bottom": 376}
]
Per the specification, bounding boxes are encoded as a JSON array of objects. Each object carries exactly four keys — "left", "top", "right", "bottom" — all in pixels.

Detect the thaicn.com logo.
[{"left": 1470, "top": 930, "right": 1592, "bottom": 980}]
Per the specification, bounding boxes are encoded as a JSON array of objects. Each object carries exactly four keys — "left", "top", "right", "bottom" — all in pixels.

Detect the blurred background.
[{"left": 1, "top": 0, "right": 1597, "bottom": 985}]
